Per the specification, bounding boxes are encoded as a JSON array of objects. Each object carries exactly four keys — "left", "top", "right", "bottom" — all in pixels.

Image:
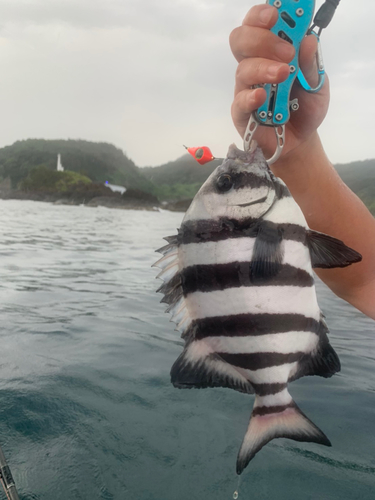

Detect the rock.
[
  {"left": 54, "top": 199, "right": 78, "bottom": 205},
  {"left": 122, "top": 188, "right": 159, "bottom": 206},
  {"left": 0, "top": 184, "right": 161, "bottom": 211},
  {"left": 164, "top": 199, "right": 192, "bottom": 212}
]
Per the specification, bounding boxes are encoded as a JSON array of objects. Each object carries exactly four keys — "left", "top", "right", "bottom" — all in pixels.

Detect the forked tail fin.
[{"left": 236, "top": 394, "right": 331, "bottom": 475}]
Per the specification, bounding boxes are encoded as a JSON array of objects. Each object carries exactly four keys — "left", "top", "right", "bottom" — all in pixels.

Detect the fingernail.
[
  {"left": 259, "top": 6, "right": 274, "bottom": 25},
  {"left": 275, "top": 41, "right": 295, "bottom": 61},
  {"left": 267, "top": 63, "right": 282, "bottom": 78}
]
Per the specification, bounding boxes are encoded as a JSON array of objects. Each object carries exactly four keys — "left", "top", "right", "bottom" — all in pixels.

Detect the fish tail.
[{"left": 236, "top": 392, "right": 331, "bottom": 475}]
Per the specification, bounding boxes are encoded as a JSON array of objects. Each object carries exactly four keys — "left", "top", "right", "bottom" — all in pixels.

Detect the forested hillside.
[
  {"left": 143, "top": 154, "right": 375, "bottom": 213},
  {"left": 1, "top": 138, "right": 374, "bottom": 213},
  {"left": 336, "top": 159, "right": 375, "bottom": 213},
  {"left": 142, "top": 154, "right": 222, "bottom": 201},
  {"left": 0, "top": 139, "right": 154, "bottom": 193},
  {"left": 143, "top": 155, "right": 221, "bottom": 185}
]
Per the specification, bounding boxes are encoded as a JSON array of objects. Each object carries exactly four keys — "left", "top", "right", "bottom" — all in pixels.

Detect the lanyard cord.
[{"left": 310, "top": 0, "right": 341, "bottom": 36}]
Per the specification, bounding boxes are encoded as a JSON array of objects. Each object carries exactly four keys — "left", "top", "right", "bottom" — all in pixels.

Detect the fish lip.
[{"left": 234, "top": 196, "right": 268, "bottom": 208}]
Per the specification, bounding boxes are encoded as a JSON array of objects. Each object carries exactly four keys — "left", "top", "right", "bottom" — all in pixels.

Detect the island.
[{"left": 0, "top": 138, "right": 374, "bottom": 214}]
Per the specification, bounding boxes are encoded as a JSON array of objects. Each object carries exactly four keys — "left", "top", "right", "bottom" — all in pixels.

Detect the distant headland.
[{"left": 0, "top": 138, "right": 374, "bottom": 214}]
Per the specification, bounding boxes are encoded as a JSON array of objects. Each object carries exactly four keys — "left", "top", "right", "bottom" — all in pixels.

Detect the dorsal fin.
[{"left": 154, "top": 236, "right": 192, "bottom": 334}]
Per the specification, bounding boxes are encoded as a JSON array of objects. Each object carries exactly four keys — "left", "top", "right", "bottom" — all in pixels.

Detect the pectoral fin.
[
  {"left": 306, "top": 230, "right": 362, "bottom": 269},
  {"left": 251, "top": 222, "right": 284, "bottom": 281}
]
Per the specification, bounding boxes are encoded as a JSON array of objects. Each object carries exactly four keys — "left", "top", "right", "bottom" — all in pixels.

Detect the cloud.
[
  {"left": 0, "top": 0, "right": 373, "bottom": 167},
  {"left": 0, "top": 0, "right": 242, "bottom": 36}
]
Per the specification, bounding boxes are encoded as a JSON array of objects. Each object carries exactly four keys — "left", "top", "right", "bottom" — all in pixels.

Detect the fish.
[{"left": 154, "top": 144, "right": 362, "bottom": 475}]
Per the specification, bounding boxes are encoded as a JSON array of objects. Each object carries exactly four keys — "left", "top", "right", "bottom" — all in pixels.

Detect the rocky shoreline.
[{"left": 0, "top": 188, "right": 192, "bottom": 213}]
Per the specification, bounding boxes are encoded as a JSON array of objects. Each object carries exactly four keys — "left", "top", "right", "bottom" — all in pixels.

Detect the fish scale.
[{"left": 154, "top": 144, "right": 362, "bottom": 474}]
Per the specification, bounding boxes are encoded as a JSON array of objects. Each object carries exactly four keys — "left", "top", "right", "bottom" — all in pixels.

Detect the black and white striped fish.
[{"left": 154, "top": 144, "right": 362, "bottom": 475}]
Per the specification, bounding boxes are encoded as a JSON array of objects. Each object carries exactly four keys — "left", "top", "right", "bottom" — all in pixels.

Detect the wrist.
[
  {"left": 269, "top": 132, "right": 332, "bottom": 196},
  {"left": 272, "top": 131, "right": 324, "bottom": 171}
]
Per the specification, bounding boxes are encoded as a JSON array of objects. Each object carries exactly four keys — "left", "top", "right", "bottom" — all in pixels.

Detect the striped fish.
[{"left": 154, "top": 144, "right": 362, "bottom": 475}]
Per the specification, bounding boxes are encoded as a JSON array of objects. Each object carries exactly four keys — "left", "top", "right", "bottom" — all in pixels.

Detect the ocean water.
[{"left": 0, "top": 199, "right": 374, "bottom": 500}]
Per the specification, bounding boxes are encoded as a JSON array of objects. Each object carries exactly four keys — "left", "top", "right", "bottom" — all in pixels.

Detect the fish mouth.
[{"left": 235, "top": 196, "right": 267, "bottom": 208}]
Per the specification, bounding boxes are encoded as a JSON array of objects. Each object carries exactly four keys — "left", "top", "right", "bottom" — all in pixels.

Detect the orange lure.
[{"left": 184, "top": 145, "right": 215, "bottom": 165}]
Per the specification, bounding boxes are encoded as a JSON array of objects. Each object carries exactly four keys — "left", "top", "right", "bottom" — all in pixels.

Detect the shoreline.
[{"left": 0, "top": 191, "right": 190, "bottom": 212}]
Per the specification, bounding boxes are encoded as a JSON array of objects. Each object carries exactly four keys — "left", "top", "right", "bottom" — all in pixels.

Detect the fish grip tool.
[{"left": 244, "top": 0, "right": 341, "bottom": 164}]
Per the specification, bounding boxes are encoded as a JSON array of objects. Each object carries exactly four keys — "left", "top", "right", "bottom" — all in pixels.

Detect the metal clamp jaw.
[{"left": 244, "top": 0, "right": 326, "bottom": 164}]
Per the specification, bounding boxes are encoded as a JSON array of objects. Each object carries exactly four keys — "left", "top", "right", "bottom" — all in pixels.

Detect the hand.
[{"left": 229, "top": 4, "right": 330, "bottom": 163}]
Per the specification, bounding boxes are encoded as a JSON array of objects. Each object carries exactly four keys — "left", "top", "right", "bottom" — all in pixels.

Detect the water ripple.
[{"left": 0, "top": 200, "right": 374, "bottom": 499}]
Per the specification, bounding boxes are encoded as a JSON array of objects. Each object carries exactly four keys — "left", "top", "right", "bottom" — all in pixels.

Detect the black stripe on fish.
[
  {"left": 178, "top": 219, "right": 306, "bottom": 246},
  {"left": 164, "top": 235, "right": 178, "bottom": 245},
  {"left": 217, "top": 352, "right": 304, "bottom": 370},
  {"left": 180, "top": 262, "right": 314, "bottom": 295},
  {"left": 274, "top": 181, "right": 291, "bottom": 199},
  {"left": 236, "top": 398, "right": 331, "bottom": 475},
  {"left": 187, "top": 314, "right": 321, "bottom": 340},
  {"left": 207, "top": 171, "right": 273, "bottom": 193},
  {"left": 252, "top": 402, "right": 295, "bottom": 417},
  {"left": 160, "top": 285, "right": 183, "bottom": 307},
  {"left": 173, "top": 325, "right": 338, "bottom": 395},
  {"left": 157, "top": 273, "right": 182, "bottom": 305},
  {"left": 251, "top": 382, "right": 287, "bottom": 396}
]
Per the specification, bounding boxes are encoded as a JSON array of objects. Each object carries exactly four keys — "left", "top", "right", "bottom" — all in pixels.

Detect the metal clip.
[
  {"left": 243, "top": 113, "right": 258, "bottom": 154},
  {"left": 243, "top": 114, "right": 285, "bottom": 165},
  {"left": 297, "top": 31, "right": 325, "bottom": 93}
]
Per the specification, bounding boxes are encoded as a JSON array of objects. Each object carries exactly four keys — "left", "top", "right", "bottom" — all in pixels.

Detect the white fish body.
[{"left": 154, "top": 144, "right": 361, "bottom": 474}]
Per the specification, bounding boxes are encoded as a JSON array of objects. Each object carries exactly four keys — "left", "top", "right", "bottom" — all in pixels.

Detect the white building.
[
  {"left": 105, "top": 181, "right": 126, "bottom": 194},
  {"left": 57, "top": 154, "right": 64, "bottom": 172}
]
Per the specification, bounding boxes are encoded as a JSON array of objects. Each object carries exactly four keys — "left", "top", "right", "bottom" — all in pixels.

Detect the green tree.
[{"left": 20, "top": 165, "right": 92, "bottom": 193}]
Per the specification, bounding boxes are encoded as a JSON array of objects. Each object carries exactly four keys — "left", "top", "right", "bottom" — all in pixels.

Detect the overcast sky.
[{"left": 0, "top": 0, "right": 374, "bottom": 167}]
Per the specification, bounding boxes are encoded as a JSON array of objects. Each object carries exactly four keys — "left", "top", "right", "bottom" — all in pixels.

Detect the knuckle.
[
  {"left": 235, "top": 61, "right": 244, "bottom": 81},
  {"left": 235, "top": 59, "right": 250, "bottom": 82},
  {"left": 229, "top": 27, "right": 240, "bottom": 50},
  {"left": 231, "top": 92, "right": 245, "bottom": 118}
]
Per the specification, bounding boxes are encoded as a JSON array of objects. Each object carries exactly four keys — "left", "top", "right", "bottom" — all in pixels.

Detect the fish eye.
[{"left": 216, "top": 174, "right": 233, "bottom": 193}]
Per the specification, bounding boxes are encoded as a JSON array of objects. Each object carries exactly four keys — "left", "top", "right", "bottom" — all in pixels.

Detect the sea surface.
[{"left": 0, "top": 199, "right": 374, "bottom": 500}]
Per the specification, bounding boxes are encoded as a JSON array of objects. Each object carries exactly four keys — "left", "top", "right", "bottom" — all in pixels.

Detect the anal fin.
[
  {"left": 290, "top": 320, "right": 341, "bottom": 381},
  {"left": 170, "top": 346, "right": 254, "bottom": 395}
]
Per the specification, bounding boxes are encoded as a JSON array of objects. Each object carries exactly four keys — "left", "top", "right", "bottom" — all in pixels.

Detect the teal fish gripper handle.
[{"left": 256, "top": 0, "right": 316, "bottom": 127}]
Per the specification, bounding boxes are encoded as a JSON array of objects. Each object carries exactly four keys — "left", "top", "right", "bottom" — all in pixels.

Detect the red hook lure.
[{"left": 184, "top": 145, "right": 215, "bottom": 165}]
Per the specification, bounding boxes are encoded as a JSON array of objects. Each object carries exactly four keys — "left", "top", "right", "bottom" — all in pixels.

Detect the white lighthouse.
[{"left": 57, "top": 153, "right": 64, "bottom": 172}]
